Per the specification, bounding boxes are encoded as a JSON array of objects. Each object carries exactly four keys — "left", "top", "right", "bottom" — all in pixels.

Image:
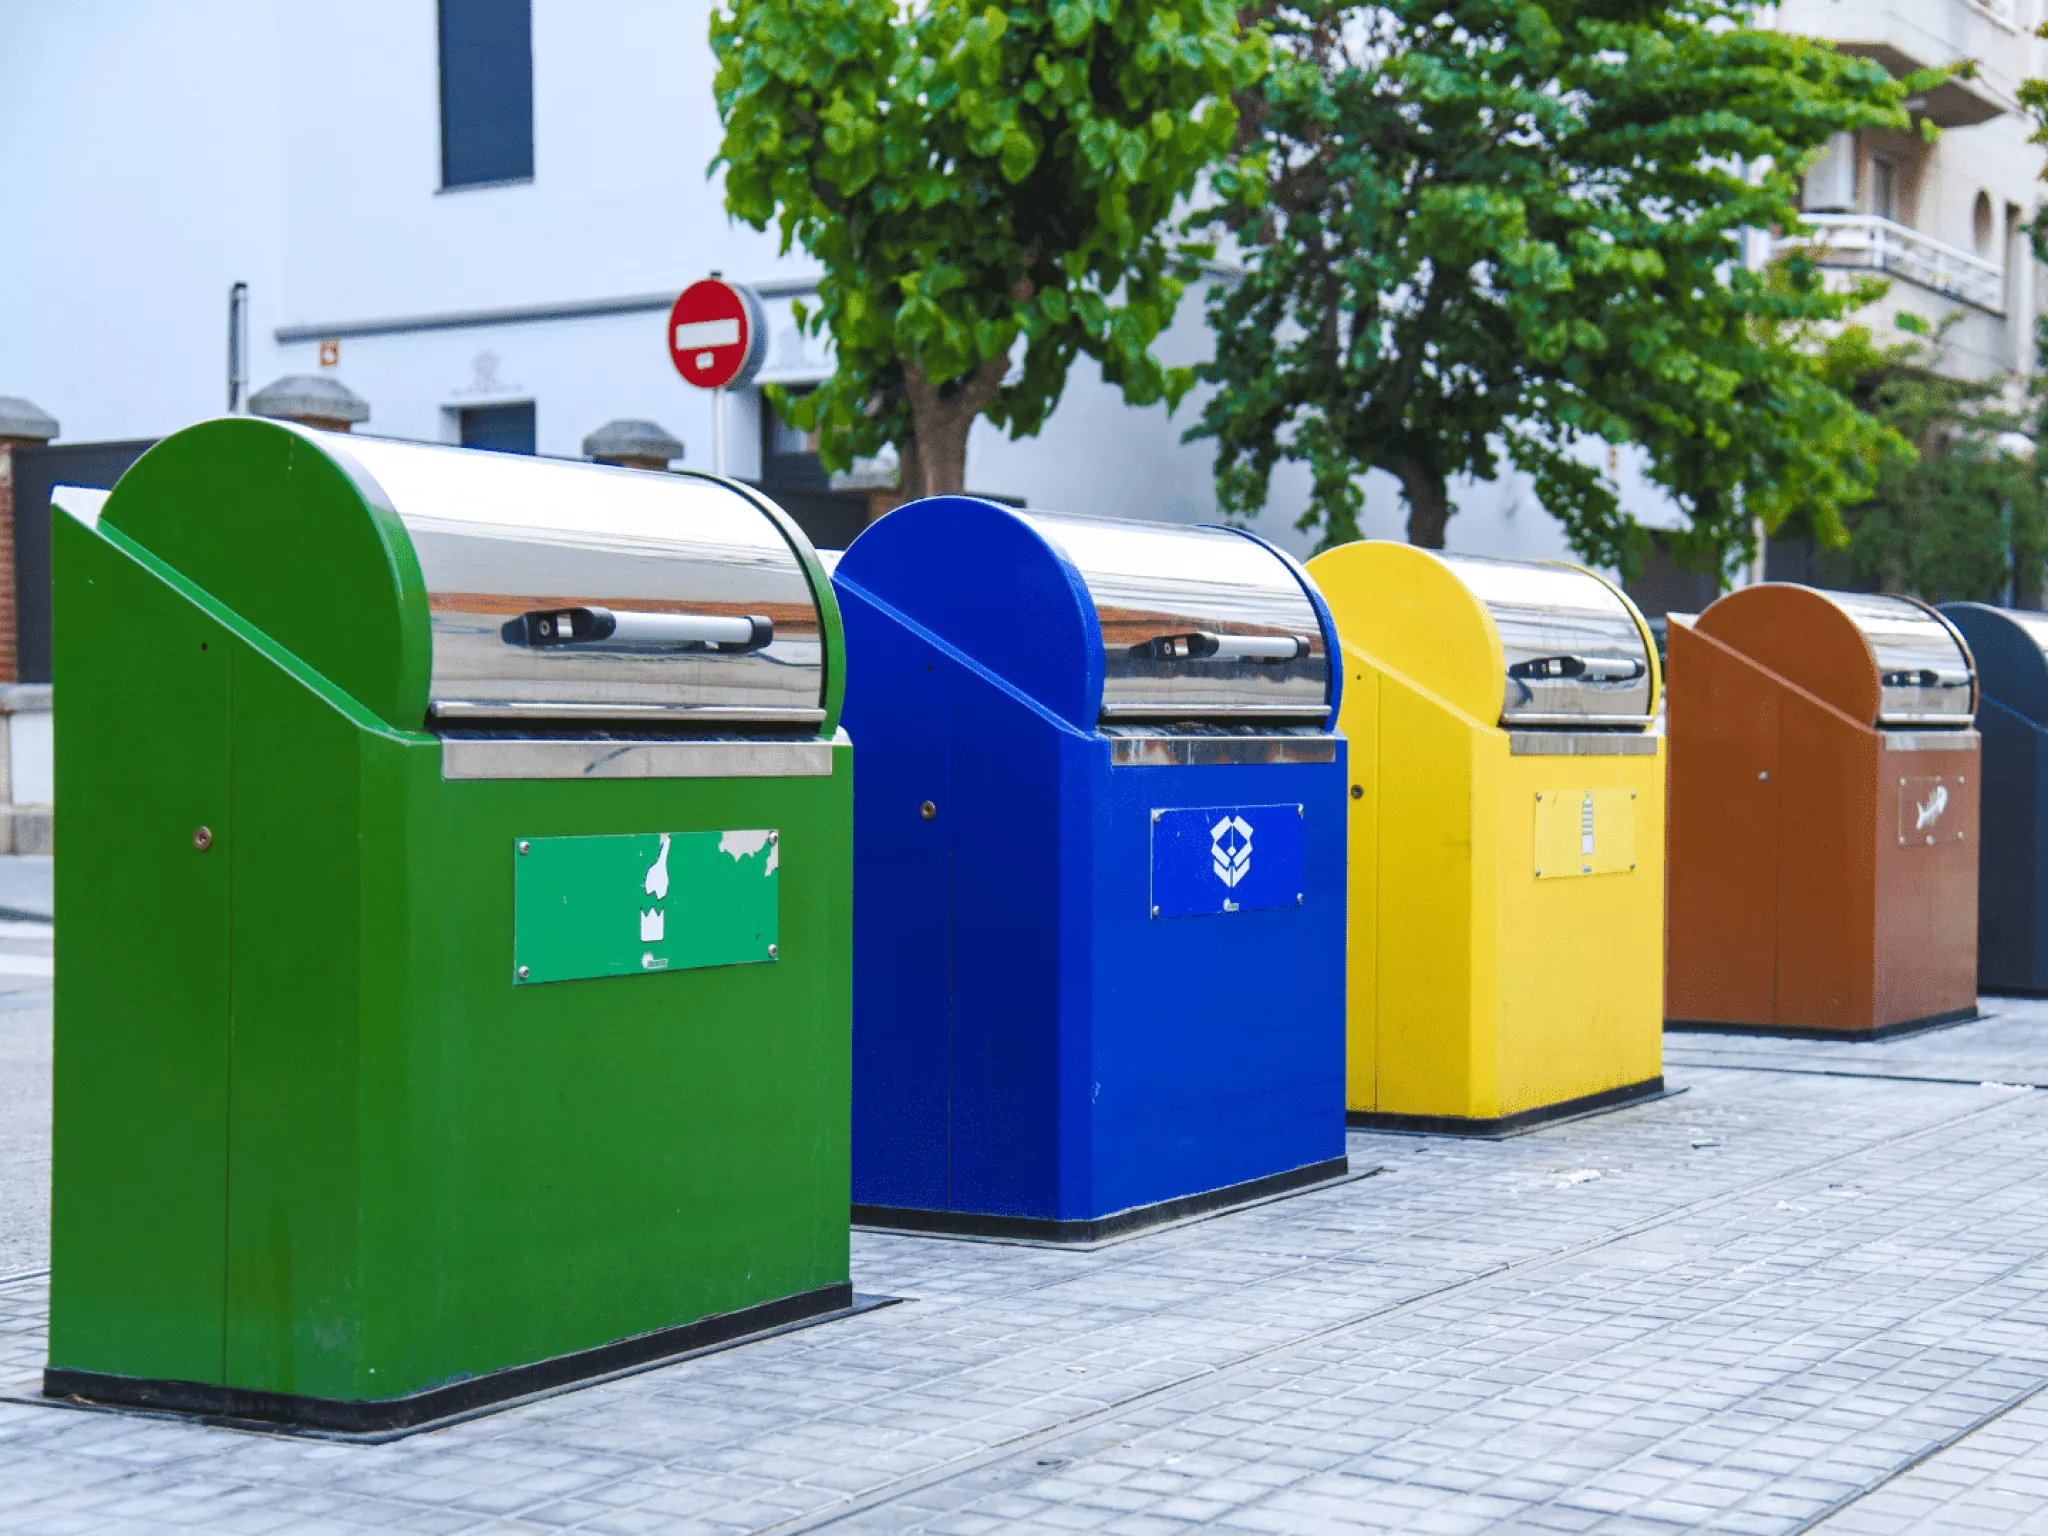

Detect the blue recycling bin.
[
  {"left": 1941, "top": 603, "right": 2038, "bottom": 991},
  {"left": 834, "top": 497, "right": 1350, "bottom": 1241}
]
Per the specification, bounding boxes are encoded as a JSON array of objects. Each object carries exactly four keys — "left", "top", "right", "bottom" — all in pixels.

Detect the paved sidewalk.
[
  {"left": 0, "top": 856, "right": 53, "bottom": 924},
  {"left": 6, "top": 1003, "right": 2048, "bottom": 1531}
]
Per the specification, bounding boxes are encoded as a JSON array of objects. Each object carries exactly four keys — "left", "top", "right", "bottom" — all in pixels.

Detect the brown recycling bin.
[{"left": 1667, "top": 585, "right": 1981, "bottom": 1037}]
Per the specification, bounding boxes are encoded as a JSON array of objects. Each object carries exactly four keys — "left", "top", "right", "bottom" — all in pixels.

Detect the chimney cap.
[
  {"left": 249, "top": 374, "right": 370, "bottom": 428},
  {"left": 583, "top": 418, "right": 684, "bottom": 465},
  {"left": 0, "top": 397, "right": 59, "bottom": 443}
]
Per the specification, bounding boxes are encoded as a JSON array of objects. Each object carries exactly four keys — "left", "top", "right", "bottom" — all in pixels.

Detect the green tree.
[
  {"left": 713, "top": 0, "right": 1266, "bottom": 498},
  {"left": 1794, "top": 320, "right": 2045, "bottom": 603},
  {"left": 1187, "top": 0, "right": 1936, "bottom": 575}
]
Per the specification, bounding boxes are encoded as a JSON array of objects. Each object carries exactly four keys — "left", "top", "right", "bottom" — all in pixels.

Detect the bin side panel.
[
  {"left": 1341, "top": 665, "right": 1381, "bottom": 1112},
  {"left": 385, "top": 762, "right": 851, "bottom": 1395},
  {"left": 2030, "top": 725, "right": 2048, "bottom": 991},
  {"left": 944, "top": 669, "right": 1068, "bottom": 1219},
  {"left": 1695, "top": 584, "right": 1880, "bottom": 727},
  {"left": 1666, "top": 622, "right": 1782, "bottom": 1027},
  {"left": 2033, "top": 731, "right": 2048, "bottom": 991},
  {"left": 98, "top": 418, "right": 431, "bottom": 733},
  {"left": 357, "top": 730, "right": 447, "bottom": 1398},
  {"left": 1089, "top": 754, "right": 1348, "bottom": 1217},
  {"left": 1944, "top": 604, "right": 2048, "bottom": 728},
  {"left": 840, "top": 585, "right": 955, "bottom": 1210},
  {"left": 221, "top": 653, "right": 367, "bottom": 1399},
  {"left": 1374, "top": 678, "right": 1485, "bottom": 1117},
  {"left": 1773, "top": 696, "right": 1878, "bottom": 1030},
  {"left": 1495, "top": 746, "right": 1666, "bottom": 1115},
  {"left": 1306, "top": 542, "right": 1502, "bottom": 728},
  {"left": 48, "top": 513, "right": 234, "bottom": 1385},
  {"left": 1975, "top": 699, "right": 2043, "bottom": 991},
  {"left": 1872, "top": 741, "right": 1979, "bottom": 1028},
  {"left": 836, "top": 501, "right": 1100, "bottom": 730}
]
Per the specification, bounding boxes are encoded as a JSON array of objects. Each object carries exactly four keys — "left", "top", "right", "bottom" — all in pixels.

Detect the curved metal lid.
[
  {"left": 1816, "top": 592, "right": 1975, "bottom": 727},
  {"left": 334, "top": 435, "right": 825, "bottom": 727},
  {"left": 1017, "top": 511, "right": 1330, "bottom": 722},
  {"left": 1433, "top": 553, "right": 1655, "bottom": 729}
]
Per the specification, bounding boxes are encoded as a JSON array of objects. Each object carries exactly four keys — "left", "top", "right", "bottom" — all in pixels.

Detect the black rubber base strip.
[
  {"left": 854, "top": 1154, "right": 1351, "bottom": 1245},
  {"left": 42, "top": 1281, "right": 857, "bottom": 1437},
  {"left": 1346, "top": 1076, "right": 1671, "bottom": 1139},
  {"left": 1665, "top": 1007, "right": 1980, "bottom": 1042}
]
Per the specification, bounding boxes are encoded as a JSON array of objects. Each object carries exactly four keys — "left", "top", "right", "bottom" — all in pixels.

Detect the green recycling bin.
[{"left": 45, "top": 418, "right": 852, "bottom": 1432}]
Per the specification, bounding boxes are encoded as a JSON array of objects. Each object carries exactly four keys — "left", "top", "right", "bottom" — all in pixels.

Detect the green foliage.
[
  {"left": 712, "top": 0, "right": 1267, "bottom": 495},
  {"left": 1797, "top": 320, "right": 2043, "bottom": 602},
  {"left": 1188, "top": 0, "right": 1936, "bottom": 576}
]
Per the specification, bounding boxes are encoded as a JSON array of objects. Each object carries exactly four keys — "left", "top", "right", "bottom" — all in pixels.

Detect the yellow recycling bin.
[{"left": 1306, "top": 541, "right": 1666, "bottom": 1134}]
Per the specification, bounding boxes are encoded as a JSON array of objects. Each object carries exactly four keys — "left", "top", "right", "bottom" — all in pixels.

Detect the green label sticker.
[{"left": 513, "top": 830, "right": 778, "bottom": 985}]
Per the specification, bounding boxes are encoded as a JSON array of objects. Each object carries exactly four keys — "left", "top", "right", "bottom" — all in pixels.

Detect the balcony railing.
[
  {"left": 1775, "top": 212, "right": 2007, "bottom": 315},
  {"left": 1966, "top": 0, "right": 2022, "bottom": 29}
]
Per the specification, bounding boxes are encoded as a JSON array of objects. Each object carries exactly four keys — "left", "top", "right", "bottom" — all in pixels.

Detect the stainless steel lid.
[
  {"left": 1435, "top": 552, "right": 1655, "bottom": 729},
  {"left": 1817, "top": 592, "right": 1975, "bottom": 727},
  {"left": 333, "top": 436, "right": 825, "bottom": 727},
  {"left": 1018, "top": 511, "right": 1330, "bottom": 722}
]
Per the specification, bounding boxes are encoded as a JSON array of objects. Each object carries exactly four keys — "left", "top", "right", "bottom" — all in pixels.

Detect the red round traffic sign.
[{"left": 667, "top": 278, "right": 767, "bottom": 390}]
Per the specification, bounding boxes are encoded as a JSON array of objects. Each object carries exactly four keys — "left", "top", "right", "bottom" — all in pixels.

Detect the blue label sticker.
[{"left": 1149, "top": 804, "right": 1305, "bottom": 919}]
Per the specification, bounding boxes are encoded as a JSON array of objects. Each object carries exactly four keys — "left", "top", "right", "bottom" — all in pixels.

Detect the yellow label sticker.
[{"left": 1533, "top": 788, "right": 1636, "bottom": 879}]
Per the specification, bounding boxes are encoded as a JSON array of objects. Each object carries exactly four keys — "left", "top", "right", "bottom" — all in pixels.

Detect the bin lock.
[
  {"left": 1880, "top": 667, "right": 1968, "bottom": 691},
  {"left": 1508, "top": 654, "right": 1646, "bottom": 683},
  {"left": 504, "top": 606, "right": 773, "bottom": 654},
  {"left": 1129, "top": 631, "right": 1312, "bottom": 663}
]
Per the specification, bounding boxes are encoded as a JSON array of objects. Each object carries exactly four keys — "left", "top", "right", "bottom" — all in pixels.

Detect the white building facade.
[
  {"left": 1773, "top": 0, "right": 2048, "bottom": 384},
  {"left": 0, "top": 3, "right": 1322, "bottom": 554},
  {"left": 0, "top": 0, "right": 1628, "bottom": 577},
  {"left": 1, "top": 1, "right": 2042, "bottom": 580}
]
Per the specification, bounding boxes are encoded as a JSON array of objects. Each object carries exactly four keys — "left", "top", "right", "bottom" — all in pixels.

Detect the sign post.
[{"left": 667, "top": 278, "right": 767, "bottom": 478}]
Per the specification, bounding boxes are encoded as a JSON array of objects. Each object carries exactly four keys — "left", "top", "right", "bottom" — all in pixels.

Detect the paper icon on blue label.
[{"left": 1149, "top": 804, "right": 1304, "bottom": 919}]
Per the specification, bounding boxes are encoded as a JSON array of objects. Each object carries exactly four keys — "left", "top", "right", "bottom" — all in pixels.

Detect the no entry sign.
[{"left": 667, "top": 278, "right": 767, "bottom": 390}]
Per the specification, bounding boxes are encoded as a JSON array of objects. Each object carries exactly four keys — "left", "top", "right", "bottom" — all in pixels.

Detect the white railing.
[
  {"left": 1775, "top": 213, "right": 2007, "bottom": 315},
  {"left": 1965, "top": 0, "right": 2023, "bottom": 30}
]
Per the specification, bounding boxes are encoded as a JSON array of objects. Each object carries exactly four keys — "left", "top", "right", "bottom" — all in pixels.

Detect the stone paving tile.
[
  {"left": 10, "top": 1009, "right": 2048, "bottom": 1531},
  {"left": 0, "top": 987, "right": 50, "bottom": 1279},
  {"left": 1811, "top": 1384, "right": 2048, "bottom": 1534},
  {"left": 1664, "top": 1006, "right": 2048, "bottom": 1089}
]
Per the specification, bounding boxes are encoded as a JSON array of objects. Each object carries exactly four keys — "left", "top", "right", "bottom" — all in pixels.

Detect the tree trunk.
[
  {"left": 1388, "top": 454, "right": 1451, "bottom": 548},
  {"left": 901, "top": 357, "right": 1010, "bottom": 498}
]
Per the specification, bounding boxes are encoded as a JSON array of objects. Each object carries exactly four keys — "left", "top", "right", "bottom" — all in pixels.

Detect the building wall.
[
  {"left": 0, "top": 3, "right": 284, "bottom": 440},
  {"left": 14, "top": 0, "right": 2016, "bottom": 577},
  {"left": 1775, "top": 0, "right": 2048, "bottom": 382},
  {"left": 0, "top": 1, "right": 1603, "bottom": 568}
]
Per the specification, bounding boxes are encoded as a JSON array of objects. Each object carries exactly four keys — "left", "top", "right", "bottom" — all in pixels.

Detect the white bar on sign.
[{"left": 674, "top": 318, "right": 742, "bottom": 350}]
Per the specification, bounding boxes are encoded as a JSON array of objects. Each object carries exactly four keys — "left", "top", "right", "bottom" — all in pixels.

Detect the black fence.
[{"left": 11, "top": 439, "right": 157, "bottom": 684}]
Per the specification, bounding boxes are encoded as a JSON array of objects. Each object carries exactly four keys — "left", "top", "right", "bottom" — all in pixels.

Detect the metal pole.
[
  {"left": 713, "top": 386, "right": 726, "bottom": 477},
  {"left": 1739, "top": 201, "right": 1768, "bottom": 588},
  {"left": 227, "top": 282, "right": 248, "bottom": 413}
]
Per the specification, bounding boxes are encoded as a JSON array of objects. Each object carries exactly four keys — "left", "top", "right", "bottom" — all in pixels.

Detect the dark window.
[
  {"left": 761, "top": 390, "right": 828, "bottom": 490},
  {"left": 1870, "top": 152, "right": 1900, "bottom": 224},
  {"left": 439, "top": 0, "right": 533, "bottom": 189},
  {"left": 459, "top": 402, "right": 536, "bottom": 455},
  {"left": 1621, "top": 531, "right": 1720, "bottom": 625}
]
